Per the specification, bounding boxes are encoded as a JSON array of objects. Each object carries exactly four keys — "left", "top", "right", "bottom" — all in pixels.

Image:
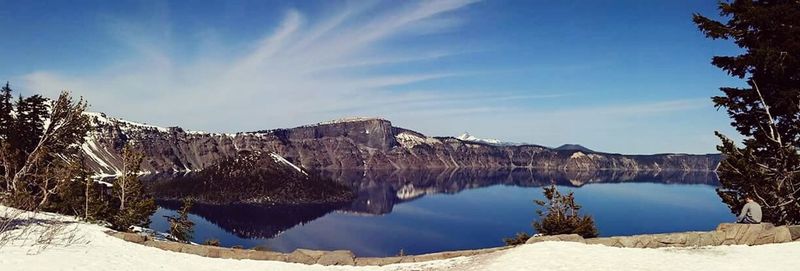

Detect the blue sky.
[{"left": 0, "top": 0, "right": 744, "bottom": 154}]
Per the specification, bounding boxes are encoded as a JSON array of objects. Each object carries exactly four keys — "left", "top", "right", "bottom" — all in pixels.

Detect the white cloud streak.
[
  {"left": 21, "top": 0, "right": 485, "bottom": 131},
  {"left": 15, "top": 0, "right": 727, "bottom": 153}
]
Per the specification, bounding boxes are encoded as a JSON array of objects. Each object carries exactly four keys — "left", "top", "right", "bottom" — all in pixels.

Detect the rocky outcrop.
[
  {"left": 532, "top": 223, "right": 800, "bottom": 248},
  {"left": 109, "top": 231, "right": 508, "bottom": 266},
  {"left": 82, "top": 113, "right": 721, "bottom": 176}
]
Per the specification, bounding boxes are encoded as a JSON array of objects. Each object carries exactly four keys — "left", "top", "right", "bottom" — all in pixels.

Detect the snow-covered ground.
[{"left": 2, "top": 207, "right": 799, "bottom": 271}]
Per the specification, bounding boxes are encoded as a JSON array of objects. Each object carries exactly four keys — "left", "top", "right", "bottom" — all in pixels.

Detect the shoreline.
[{"left": 109, "top": 222, "right": 800, "bottom": 266}]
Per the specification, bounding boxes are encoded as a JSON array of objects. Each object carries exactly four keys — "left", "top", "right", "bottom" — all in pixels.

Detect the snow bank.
[{"left": 2, "top": 206, "right": 800, "bottom": 271}]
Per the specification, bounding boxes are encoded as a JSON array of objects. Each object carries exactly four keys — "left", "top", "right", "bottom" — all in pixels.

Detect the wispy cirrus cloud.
[{"left": 21, "top": 0, "right": 486, "bottom": 131}]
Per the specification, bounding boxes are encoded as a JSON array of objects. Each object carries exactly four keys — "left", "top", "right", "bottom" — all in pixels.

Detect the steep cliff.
[{"left": 81, "top": 112, "right": 721, "bottom": 176}]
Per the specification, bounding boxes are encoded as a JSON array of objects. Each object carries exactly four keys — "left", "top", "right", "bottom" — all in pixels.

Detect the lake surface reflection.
[{"left": 147, "top": 169, "right": 732, "bottom": 257}]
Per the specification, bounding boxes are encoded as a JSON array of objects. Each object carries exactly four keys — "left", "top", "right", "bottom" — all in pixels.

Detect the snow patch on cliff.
[
  {"left": 396, "top": 132, "right": 441, "bottom": 148},
  {"left": 81, "top": 138, "right": 121, "bottom": 175},
  {"left": 456, "top": 132, "right": 515, "bottom": 146},
  {"left": 269, "top": 153, "right": 307, "bottom": 176},
  {"left": 569, "top": 151, "right": 587, "bottom": 159}
]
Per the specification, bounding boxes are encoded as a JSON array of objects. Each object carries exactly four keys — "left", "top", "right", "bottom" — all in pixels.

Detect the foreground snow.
[{"left": 2, "top": 208, "right": 799, "bottom": 271}]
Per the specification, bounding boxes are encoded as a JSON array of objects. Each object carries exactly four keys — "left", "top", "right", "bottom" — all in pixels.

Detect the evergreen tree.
[
  {"left": 0, "top": 82, "right": 13, "bottom": 140},
  {"left": 1, "top": 90, "right": 89, "bottom": 209},
  {"left": 14, "top": 95, "right": 49, "bottom": 154},
  {"left": 165, "top": 198, "right": 194, "bottom": 242},
  {"left": 694, "top": 1, "right": 800, "bottom": 224},
  {"left": 111, "top": 144, "right": 156, "bottom": 231},
  {"left": 0, "top": 82, "right": 14, "bottom": 191},
  {"left": 532, "top": 185, "right": 598, "bottom": 238},
  {"left": 47, "top": 154, "right": 113, "bottom": 221}
]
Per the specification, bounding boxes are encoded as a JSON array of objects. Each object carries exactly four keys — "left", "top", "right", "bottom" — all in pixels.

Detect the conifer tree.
[
  {"left": 14, "top": 95, "right": 49, "bottom": 153},
  {"left": 1, "top": 90, "right": 89, "bottom": 209},
  {"left": 0, "top": 82, "right": 13, "bottom": 191},
  {"left": 48, "top": 154, "right": 112, "bottom": 221},
  {"left": 165, "top": 198, "right": 194, "bottom": 242},
  {"left": 532, "top": 185, "right": 598, "bottom": 238},
  {"left": 694, "top": 1, "right": 800, "bottom": 224},
  {"left": 111, "top": 144, "right": 156, "bottom": 230},
  {"left": 0, "top": 82, "right": 13, "bottom": 139}
]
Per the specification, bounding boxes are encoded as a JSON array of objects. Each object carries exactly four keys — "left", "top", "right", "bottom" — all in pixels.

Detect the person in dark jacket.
[{"left": 737, "top": 196, "right": 762, "bottom": 224}]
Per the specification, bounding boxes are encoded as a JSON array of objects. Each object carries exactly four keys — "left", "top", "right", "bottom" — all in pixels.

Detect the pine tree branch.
[{"left": 753, "top": 80, "right": 784, "bottom": 147}]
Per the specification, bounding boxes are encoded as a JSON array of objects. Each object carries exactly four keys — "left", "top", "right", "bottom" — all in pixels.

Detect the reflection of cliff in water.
[
  {"left": 157, "top": 200, "right": 346, "bottom": 239},
  {"left": 148, "top": 168, "right": 717, "bottom": 239},
  {"left": 318, "top": 168, "right": 719, "bottom": 215}
]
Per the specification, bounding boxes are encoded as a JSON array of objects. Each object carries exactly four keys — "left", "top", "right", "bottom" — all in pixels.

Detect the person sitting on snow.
[{"left": 737, "top": 195, "right": 762, "bottom": 224}]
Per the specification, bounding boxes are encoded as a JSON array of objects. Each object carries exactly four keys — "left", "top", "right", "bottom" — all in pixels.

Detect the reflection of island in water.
[
  {"left": 156, "top": 200, "right": 348, "bottom": 239},
  {"left": 149, "top": 168, "right": 718, "bottom": 239}
]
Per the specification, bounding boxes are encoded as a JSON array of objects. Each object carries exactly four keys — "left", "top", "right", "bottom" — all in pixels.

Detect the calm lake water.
[{"left": 147, "top": 169, "right": 732, "bottom": 257}]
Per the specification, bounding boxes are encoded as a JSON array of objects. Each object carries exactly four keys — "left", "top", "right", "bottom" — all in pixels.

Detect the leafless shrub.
[{"left": 0, "top": 205, "right": 87, "bottom": 254}]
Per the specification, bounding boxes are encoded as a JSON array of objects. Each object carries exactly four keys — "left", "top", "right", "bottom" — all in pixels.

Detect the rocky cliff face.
[{"left": 81, "top": 113, "right": 721, "bottom": 176}]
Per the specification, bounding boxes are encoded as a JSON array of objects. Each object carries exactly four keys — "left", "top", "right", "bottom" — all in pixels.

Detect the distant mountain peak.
[{"left": 555, "top": 144, "right": 595, "bottom": 153}]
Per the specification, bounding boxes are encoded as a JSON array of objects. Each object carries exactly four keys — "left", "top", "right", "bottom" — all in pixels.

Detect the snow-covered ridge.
[
  {"left": 84, "top": 112, "right": 235, "bottom": 137},
  {"left": 456, "top": 132, "right": 516, "bottom": 146},
  {"left": 316, "top": 116, "right": 386, "bottom": 125},
  {"left": 84, "top": 112, "right": 169, "bottom": 133}
]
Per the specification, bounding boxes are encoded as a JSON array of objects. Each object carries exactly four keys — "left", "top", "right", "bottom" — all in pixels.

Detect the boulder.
[
  {"left": 696, "top": 232, "right": 718, "bottom": 247},
  {"left": 316, "top": 250, "right": 355, "bottom": 266},
  {"left": 180, "top": 244, "right": 213, "bottom": 257},
  {"left": 753, "top": 226, "right": 793, "bottom": 245},
  {"left": 287, "top": 249, "right": 326, "bottom": 265},
  {"left": 714, "top": 223, "right": 792, "bottom": 245},
  {"left": 654, "top": 233, "right": 688, "bottom": 245},
  {"left": 250, "top": 251, "right": 288, "bottom": 261},
  {"left": 526, "top": 234, "right": 585, "bottom": 244},
  {"left": 617, "top": 236, "right": 639, "bottom": 248},
  {"left": 774, "top": 226, "right": 793, "bottom": 243},
  {"left": 787, "top": 225, "right": 800, "bottom": 241},
  {"left": 151, "top": 241, "right": 184, "bottom": 252},
  {"left": 222, "top": 248, "right": 254, "bottom": 259},
  {"left": 120, "top": 232, "right": 147, "bottom": 243}
]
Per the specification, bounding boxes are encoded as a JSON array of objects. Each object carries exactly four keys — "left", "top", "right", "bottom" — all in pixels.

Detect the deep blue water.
[{"left": 148, "top": 170, "right": 732, "bottom": 257}]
